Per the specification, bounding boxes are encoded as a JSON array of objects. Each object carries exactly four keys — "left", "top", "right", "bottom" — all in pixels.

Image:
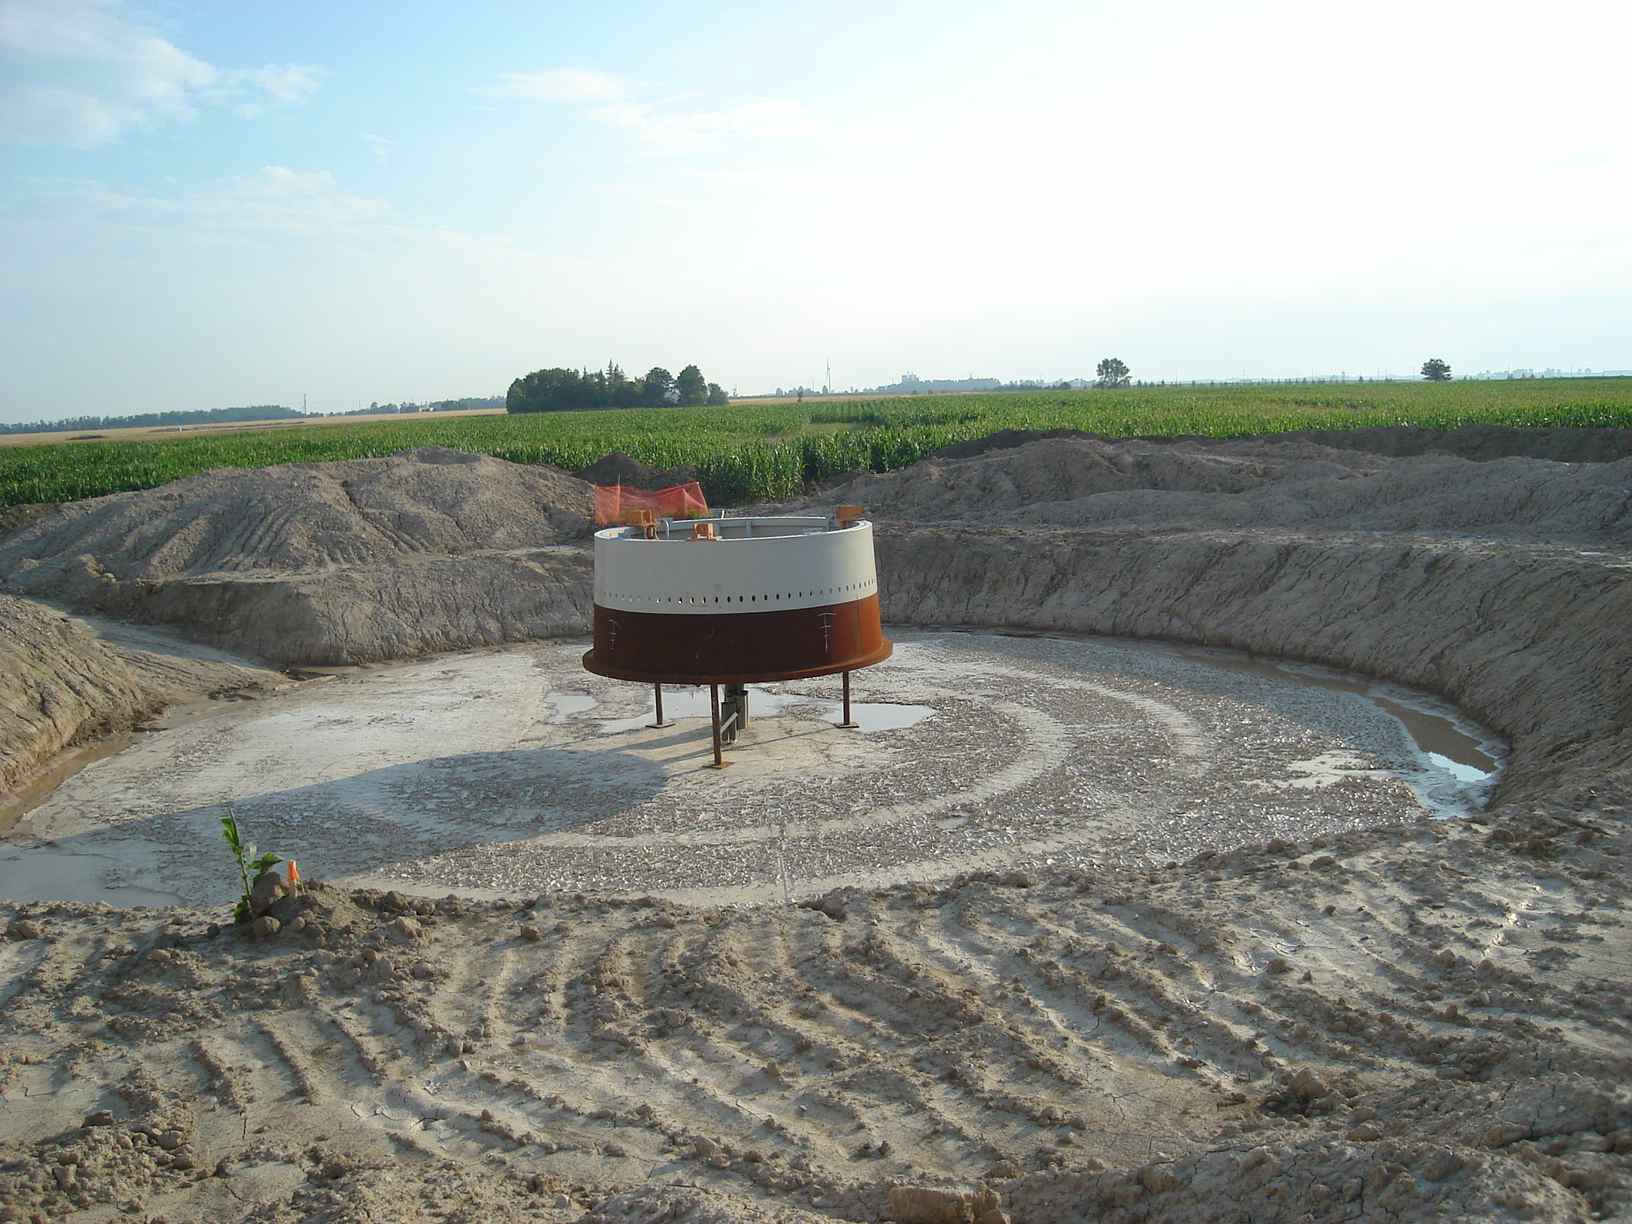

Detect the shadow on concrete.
[{"left": 0, "top": 745, "right": 669, "bottom": 907}]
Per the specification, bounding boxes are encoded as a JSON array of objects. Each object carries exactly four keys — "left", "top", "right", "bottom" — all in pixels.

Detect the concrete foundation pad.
[{"left": 1, "top": 631, "right": 1501, "bottom": 908}]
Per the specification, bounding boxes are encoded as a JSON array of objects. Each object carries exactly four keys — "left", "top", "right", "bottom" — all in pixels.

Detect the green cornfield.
[{"left": 3, "top": 378, "right": 1630, "bottom": 509}]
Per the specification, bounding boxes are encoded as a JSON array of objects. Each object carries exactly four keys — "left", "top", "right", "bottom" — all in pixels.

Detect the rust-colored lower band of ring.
[{"left": 583, "top": 595, "right": 892, "bottom": 685}]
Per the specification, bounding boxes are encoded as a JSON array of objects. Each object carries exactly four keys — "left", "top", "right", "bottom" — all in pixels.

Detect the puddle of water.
[
  {"left": 1426, "top": 751, "right": 1488, "bottom": 784},
  {"left": 817, "top": 702, "right": 934, "bottom": 732},
  {"left": 545, "top": 694, "right": 598, "bottom": 723},
  {"left": 1, "top": 733, "right": 132, "bottom": 836},
  {"left": 597, "top": 685, "right": 933, "bottom": 735},
  {"left": 1175, "top": 647, "right": 1501, "bottom": 817},
  {"left": 0, "top": 841, "right": 181, "bottom": 907}
]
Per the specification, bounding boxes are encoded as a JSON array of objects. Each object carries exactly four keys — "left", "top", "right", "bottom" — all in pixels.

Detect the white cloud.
[
  {"left": 479, "top": 68, "right": 628, "bottom": 102},
  {"left": 591, "top": 98, "right": 824, "bottom": 155},
  {"left": 482, "top": 65, "right": 821, "bottom": 155},
  {"left": 362, "top": 130, "right": 393, "bottom": 162},
  {"left": 0, "top": 0, "right": 319, "bottom": 147}
]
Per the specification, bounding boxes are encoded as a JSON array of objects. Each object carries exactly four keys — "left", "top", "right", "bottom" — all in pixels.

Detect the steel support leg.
[
  {"left": 709, "top": 683, "right": 730, "bottom": 768},
  {"left": 648, "top": 682, "right": 674, "bottom": 729},
  {"left": 838, "top": 670, "right": 859, "bottom": 729}
]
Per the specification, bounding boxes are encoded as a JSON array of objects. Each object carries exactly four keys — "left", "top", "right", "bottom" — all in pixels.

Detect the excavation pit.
[{"left": 0, "top": 631, "right": 1503, "bottom": 909}]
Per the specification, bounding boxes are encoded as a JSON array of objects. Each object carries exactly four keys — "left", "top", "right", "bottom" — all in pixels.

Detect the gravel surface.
[{"left": 1, "top": 632, "right": 1500, "bottom": 908}]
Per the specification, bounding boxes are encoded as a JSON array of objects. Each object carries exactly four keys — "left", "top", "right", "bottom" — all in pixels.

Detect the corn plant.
[{"left": 220, "top": 807, "right": 281, "bottom": 924}]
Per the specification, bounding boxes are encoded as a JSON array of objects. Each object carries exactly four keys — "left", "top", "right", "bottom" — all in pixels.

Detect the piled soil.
[
  {"left": 2, "top": 427, "right": 1631, "bottom": 1221},
  {"left": 0, "top": 597, "right": 286, "bottom": 816},
  {"left": 578, "top": 451, "right": 699, "bottom": 491},
  {"left": 930, "top": 423, "right": 1632, "bottom": 466},
  {"left": 0, "top": 448, "right": 594, "bottom": 666}
]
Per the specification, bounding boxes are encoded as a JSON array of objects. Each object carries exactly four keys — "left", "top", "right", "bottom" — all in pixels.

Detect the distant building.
[{"left": 868, "top": 373, "right": 1004, "bottom": 394}]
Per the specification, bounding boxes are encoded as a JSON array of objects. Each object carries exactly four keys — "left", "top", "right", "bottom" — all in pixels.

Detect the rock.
[
  {"left": 171, "top": 1152, "right": 196, "bottom": 1170},
  {"left": 411, "top": 961, "right": 435, "bottom": 981},
  {"left": 389, "top": 916, "right": 422, "bottom": 942},
  {"left": 252, "top": 916, "right": 281, "bottom": 939},
  {"left": 1000, "top": 870, "right": 1035, "bottom": 888},
  {"left": 367, "top": 957, "right": 397, "bottom": 983},
  {"left": 1266, "top": 956, "right": 1292, "bottom": 974},
  {"left": 1433, "top": 948, "right": 1458, "bottom": 969},
  {"left": 1139, "top": 1166, "right": 1181, "bottom": 1193},
  {"left": 888, "top": 1185, "right": 975, "bottom": 1223},
  {"left": 249, "top": 870, "right": 287, "bottom": 917},
  {"left": 83, "top": 1110, "right": 115, "bottom": 1127},
  {"left": 802, "top": 890, "right": 847, "bottom": 922},
  {"left": 157, "top": 1130, "right": 185, "bottom": 1151},
  {"left": 519, "top": 925, "right": 542, "bottom": 942},
  {"left": 1290, "top": 1067, "right": 1330, "bottom": 1102},
  {"left": 1347, "top": 1122, "right": 1382, "bottom": 1141},
  {"left": 4, "top": 920, "right": 43, "bottom": 940}
]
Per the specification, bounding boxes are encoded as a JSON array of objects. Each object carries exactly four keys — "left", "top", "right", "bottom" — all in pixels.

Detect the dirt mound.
[
  {"left": 805, "top": 436, "right": 1632, "bottom": 545},
  {"left": 579, "top": 450, "right": 699, "bottom": 490},
  {"left": 1, "top": 596, "right": 148, "bottom": 796},
  {"left": 0, "top": 448, "right": 595, "bottom": 666},
  {"left": 1, "top": 446, "right": 591, "bottom": 581},
  {"left": 1, "top": 596, "right": 286, "bottom": 813},
  {"left": 932, "top": 423, "right": 1632, "bottom": 465}
]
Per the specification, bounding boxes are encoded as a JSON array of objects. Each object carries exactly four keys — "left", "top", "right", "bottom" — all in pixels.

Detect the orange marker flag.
[{"left": 287, "top": 860, "right": 300, "bottom": 885}]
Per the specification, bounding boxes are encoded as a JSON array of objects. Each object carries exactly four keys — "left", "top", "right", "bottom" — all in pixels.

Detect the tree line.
[
  {"left": 0, "top": 404, "right": 303, "bottom": 435},
  {"left": 507, "top": 363, "right": 728, "bottom": 414}
]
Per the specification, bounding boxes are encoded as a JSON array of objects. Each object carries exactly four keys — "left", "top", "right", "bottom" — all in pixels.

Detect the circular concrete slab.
[{"left": 0, "top": 632, "right": 1501, "bottom": 907}]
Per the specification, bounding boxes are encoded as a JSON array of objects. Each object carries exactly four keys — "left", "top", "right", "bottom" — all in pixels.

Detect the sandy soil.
[{"left": 1, "top": 427, "right": 1629, "bottom": 1222}]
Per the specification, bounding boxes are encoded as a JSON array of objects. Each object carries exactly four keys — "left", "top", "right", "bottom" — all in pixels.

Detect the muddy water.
[
  {"left": 1173, "top": 646, "right": 1500, "bottom": 817},
  {"left": 0, "top": 733, "right": 131, "bottom": 837}
]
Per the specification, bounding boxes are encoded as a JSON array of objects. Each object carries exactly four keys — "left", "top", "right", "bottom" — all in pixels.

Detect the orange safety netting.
[{"left": 594, "top": 482, "right": 709, "bottom": 527}]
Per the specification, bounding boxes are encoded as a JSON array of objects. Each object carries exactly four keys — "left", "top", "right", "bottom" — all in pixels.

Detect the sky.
[{"left": 2, "top": 0, "right": 1629, "bottom": 421}]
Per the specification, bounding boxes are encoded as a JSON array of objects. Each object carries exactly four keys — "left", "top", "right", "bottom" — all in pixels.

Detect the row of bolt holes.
[{"left": 607, "top": 580, "right": 874, "bottom": 606}]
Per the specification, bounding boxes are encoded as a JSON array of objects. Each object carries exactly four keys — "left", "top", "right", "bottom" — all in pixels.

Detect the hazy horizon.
[{"left": 3, "top": 0, "right": 1629, "bottom": 425}]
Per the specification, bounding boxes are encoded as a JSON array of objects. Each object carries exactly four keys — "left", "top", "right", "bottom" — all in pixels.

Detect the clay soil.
[{"left": 1, "top": 430, "right": 1630, "bottom": 1223}]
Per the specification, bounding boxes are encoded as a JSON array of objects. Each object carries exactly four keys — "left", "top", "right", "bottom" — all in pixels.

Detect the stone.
[
  {"left": 389, "top": 916, "right": 422, "bottom": 942},
  {"left": 519, "top": 925, "right": 542, "bottom": 942},
  {"left": 5, "top": 920, "right": 43, "bottom": 940},
  {"left": 1266, "top": 956, "right": 1293, "bottom": 974},
  {"left": 82, "top": 1111, "right": 115, "bottom": 1127},
  {"left": 249, "top": 871, "right": 286, "bottom": 917},
  {"left": 1290, "top": 1067, "right": 1330, "bottom": 1102},
  {"left": 252, "top": 916, "right": 281, "bottom": 939},
  {"left": 157, "top": 1130, "right": 184, "bottom": 1151}
]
